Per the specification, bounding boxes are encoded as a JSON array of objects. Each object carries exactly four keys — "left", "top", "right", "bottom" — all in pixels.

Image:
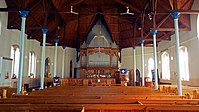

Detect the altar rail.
[{"left": 60, "top": 78, "right": 116, "bottom": 86}]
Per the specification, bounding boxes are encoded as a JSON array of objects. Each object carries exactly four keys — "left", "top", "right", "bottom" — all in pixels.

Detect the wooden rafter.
[
  {"left": 173, "top": 0, "right": 178, "bottom": 10},
  {"left": 150, "top": 27, "right": 189, "bottom": 31},
  {"left": 4, "top": 0, "right": 195, "bottom": 48},
  {"left": 145, "top": 14, "right": 171, "bottom": 38},
  {"left": 180, "top": 0, "right": 191, "bottom": 10},
  {"left": 169, "top": 0, "right": 174, "bottom": 10},
  {"left": 60, "top": 0, "right": 85, "bottom": 11}
]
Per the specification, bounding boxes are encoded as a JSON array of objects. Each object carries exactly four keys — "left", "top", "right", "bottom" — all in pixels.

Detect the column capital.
[
  {"left": 62, "top": 45, "right": 66, "bottom": 49},
  {"left": 54, "top": 38, "right": 59, "bottom": 44},
  {"left": 172, "top": 12, "right": 180, "bottom": 19},
  {"left": 19, "top": 10, "right": 29, "bottom": 18},
  {"left": 132, "top": 46, "right": 136, "bottom": 49},
  {"left": 42, "top": 28, "right": 48, "bottom": 34},
  {"left": 140, "top": 40, "right": 145, "bottom": 44},
  {"left": 150, "top": 29, "right": 158, "bottom": 35}
]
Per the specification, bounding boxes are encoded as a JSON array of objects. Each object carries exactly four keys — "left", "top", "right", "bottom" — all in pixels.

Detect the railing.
[{"left": 60, "top": 78, "right": 116, "bottom": 86}]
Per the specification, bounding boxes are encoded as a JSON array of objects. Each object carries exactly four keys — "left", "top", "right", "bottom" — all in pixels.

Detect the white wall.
[
  {"left": 0, "top": 9, "right": 76, "bottom": 86},
  {"left": 44, "top": 46, "right": 76, "bottom": 78},
  {"left": 121, "top": 47, "right": 154, "bottom": 78}
]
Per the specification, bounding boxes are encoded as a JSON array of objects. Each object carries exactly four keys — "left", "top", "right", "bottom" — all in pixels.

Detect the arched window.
[
  {"left": 148, "top": 58, "right": 154, "bottom": 80},
  {"left": 10, "top": 45, "right": 20, "bottom": 78},
  {"left": 28, "top": 51, "right": 36, "bottom": 78},
  {"left": 179, "top": 46, "right": 189, "bottom": 81},
  {"left": 161, "top": 52, "right": 170, "bottom": 80},
  {"left": 45, "top": 57, "right": 51, "bottom": 77}
]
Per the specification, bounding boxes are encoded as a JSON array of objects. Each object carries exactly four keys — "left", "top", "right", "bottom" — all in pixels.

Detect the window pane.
[
  {"left": 179, "top": 47, "right": 189, "bottom": 81},
  {"left": 161, "top": 52, "right": 170, "bottom": 80},
  {"left": 28, "top": 52, "right": 36, "bottom": 78},
  {"left": 148, "top": 58, "right": 154, "bottom": 80}
]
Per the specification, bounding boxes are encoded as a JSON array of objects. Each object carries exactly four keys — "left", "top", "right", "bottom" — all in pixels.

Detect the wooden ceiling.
[{"left": 1, "top": 0, "right": 195, "bottom": 48}]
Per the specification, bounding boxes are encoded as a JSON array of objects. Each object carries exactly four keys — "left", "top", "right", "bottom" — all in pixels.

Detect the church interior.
[{"left": 1, "top": 0, "right": 199, "bottom": 111}]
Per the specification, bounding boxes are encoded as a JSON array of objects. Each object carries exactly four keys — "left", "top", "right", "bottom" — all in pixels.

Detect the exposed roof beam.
[
  {"left": 61, "top": 0, "right": 85, "bottom": 10},
  {"left": 145, "top": 14, "right": 171, "bottom": 38},
  {"left": 169, "top": 0, "right": 174, "bottom": 10},
  {"left": 178, "top": 10, "right": 199, "bottom": 14},
  {"left": 180, "top": 0, "right": 191, "bottom": 10},
  {"left": 123, "top": 36, "right": 162, "bottom": 41},
  {"left": 151, "top": 27, "right": 189, "bottom": 31},
  {"left": 158, "top": 0, "right": 172, "bottom": 11},
  {"left": 29, "top": 13, "right": 42, "bottom": 27}
]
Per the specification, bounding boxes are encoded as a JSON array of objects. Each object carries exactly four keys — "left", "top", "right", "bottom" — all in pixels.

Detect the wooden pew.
[
  {"left": 138, "top": 99, "right": 199, "bottom": 105},
  {"left": 0, "top": 98, "right": 139, "bottom": 104},
  {"left": 13, "top": 94, "right": 185, "bottom": 100},
  {"left": 0, "top": 104, "right": 84, "bottom": 112},
  {"left": 84, "top": 104, "right": 146, "bottom": 112},
  {"left": 29, "top": 86, "right": 164, "bottom": 96},
  {"left": 146, "top": 105, "right": 199, "bottom": 112},
  {"left": 0, "top": 87, "right": 16, "bottom": 98},
  {"left": 1, "top": 85, "right": 199, "bottom": 112},
  {"left": 83, "top": 104, "right": 199, "bottom": 112}
]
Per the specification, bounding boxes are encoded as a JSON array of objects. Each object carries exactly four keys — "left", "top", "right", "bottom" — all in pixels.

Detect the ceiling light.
[
  {"left": 148, "top": 12, "right": 153, "bottom": 20},
  {"left": 120, "top": 6, "right": 134, "bottom": 16},
  {"left": 64, "top": 6, "right": 78, "bottom": 15}
]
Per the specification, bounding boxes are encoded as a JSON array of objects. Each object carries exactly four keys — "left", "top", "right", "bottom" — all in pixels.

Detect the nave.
[{"left": 1, "top": 0, "right": 199, "bottom": 111}]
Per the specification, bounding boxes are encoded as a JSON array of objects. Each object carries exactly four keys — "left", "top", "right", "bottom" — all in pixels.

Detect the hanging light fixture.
[{"left": 120, "top": 6, "right": 134, "bottom": 16}]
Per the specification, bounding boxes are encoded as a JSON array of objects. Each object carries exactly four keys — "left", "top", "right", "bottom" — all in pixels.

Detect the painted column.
[
  {"left": 61, "top": 46, "right": 66, "bottom": 78},
  {"left": 151, "top": 30, "right": 158, "bottom": 90},
  {"left": 172, "top": 12, "right": 182, "bottom": 96},
  {"left": 132, "top": 46, "right": 137, "bottom": 86},
  {"left": 53, "top": 38, "right": 59, "bottom": 77},
  {"left": 40, "top": 28, "right": 48, "bottom": 89},
  {"left": 17, "top": 10, "right": 29, "bottom": 94},
  {"left": 140, "top": 40, "right": 145, "bottom": 86}
]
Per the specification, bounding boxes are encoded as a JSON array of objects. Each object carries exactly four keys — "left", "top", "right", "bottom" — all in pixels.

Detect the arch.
[
  {"left": 161, "top": 52, "right": 170, "bottom": 80},
  {"left": 147, "top": 58, "right": 154, "bottom": 80},
  {"left": 28, "top": 51, "right": 36, "bottom": 78},
  {"left": 10, "top": 45, "right": 20, "bottom": 78},
  {"left": 45, "top": 57, "right": 51, "bottom": 77},
  {"left": 179, "top": 46, "right": 189, "bottom": 81}
]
